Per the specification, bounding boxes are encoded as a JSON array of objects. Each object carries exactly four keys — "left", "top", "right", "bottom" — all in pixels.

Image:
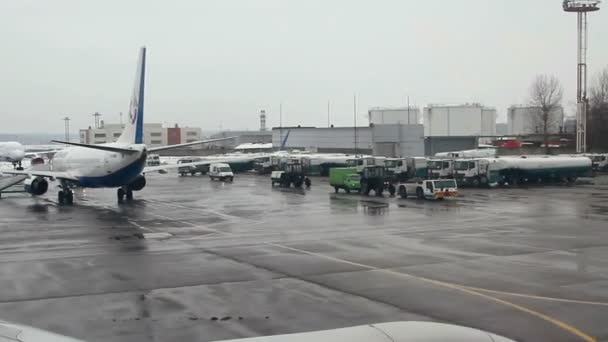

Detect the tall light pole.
[
  {"left": 353, "top": 94, "right": 358, "bottom": 156},
  {"left": 62, "top": 116, "right": 70, "bottom": 142},
  {"left": 563, "top": 0, "right": 601, "bottom": 153}
]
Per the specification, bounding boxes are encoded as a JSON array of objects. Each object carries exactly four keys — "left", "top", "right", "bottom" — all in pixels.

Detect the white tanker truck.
[{"left": 454, "top": 156, "right": 592, "bottom": 187}]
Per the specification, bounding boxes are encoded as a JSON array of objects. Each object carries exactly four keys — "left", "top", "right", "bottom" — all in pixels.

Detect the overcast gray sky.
[{"left": 1, "top": 0, "right": 607, "bottom": 134}]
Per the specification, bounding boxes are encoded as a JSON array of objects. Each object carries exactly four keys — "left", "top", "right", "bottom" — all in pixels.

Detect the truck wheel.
[
  {"left": 304, "top": 178, "right": 311, "bottom": 188},
  {"left": 480, "top": 176, "right": 488, "bottom": 185},
  {"left": 416, "top": 187, "right": 424, "bottom": 199},
  {"left": 398, "top": 186, "right": 407, "bottom": 199},
  {"left": 388, "top": 184, "right": 396, "bottom": 196},
  {"left": 179, "top": 172, "right": 185, "bottom": 177},
  {"left": 334, "top": 186, "right": 340, "bottom": 193},
  {"left": 376, "top": 186, "right": 384, "bottom": 197},
  {"left": 361, "top": 182, "right": 369, "bottom": 196},
  {"left": 345, "top": 188, "right": 351, "bottom": 194},
  {"left": 190, "top": 171, "right": 196, "bottom": 176},
  {"left": 472, "top": 177, "right": 480, "bottom": 187}
]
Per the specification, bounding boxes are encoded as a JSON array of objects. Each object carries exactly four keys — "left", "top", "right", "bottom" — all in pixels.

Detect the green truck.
[{"left": 329, "top": 167, "right": 361, "bottom": 193}]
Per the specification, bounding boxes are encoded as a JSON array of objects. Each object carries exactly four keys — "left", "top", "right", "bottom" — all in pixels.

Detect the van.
[{"left": 209, "top": 163, "right": 234, "bottom": 182}]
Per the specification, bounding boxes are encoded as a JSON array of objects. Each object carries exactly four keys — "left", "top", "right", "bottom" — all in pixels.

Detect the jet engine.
[
  {"left": 23, "top": 177, "right": 49, "bottom": 196},
  {"left": 129, "top": 175, "right": 146, "bottom": 191}
]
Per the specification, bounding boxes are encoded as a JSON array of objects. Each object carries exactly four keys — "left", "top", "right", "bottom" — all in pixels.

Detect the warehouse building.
[
  {"left": 507, "top": 105, "right": 565, "bottom": 135},
  {"left": 423, "top": 103, "right": 496, "bottom": 136},
  {"left": 272, "top": 126, "right": 373, "bottom": 154},
  {"left": 271, "top": 124, "right": 425, "bottom": 156},
  {"left": 79, "top": 122, "right": 202, "bottom": 148}
]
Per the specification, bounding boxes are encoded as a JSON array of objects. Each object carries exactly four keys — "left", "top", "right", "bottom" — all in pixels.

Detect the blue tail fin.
[{"left": 117, "top": 47, "right": 146, "bottom": 145}]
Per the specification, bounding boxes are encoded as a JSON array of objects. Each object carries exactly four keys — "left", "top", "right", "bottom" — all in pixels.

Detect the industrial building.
[
  {"left": 496, "top": 123, "right": 508, "bottom": 136},
  {"left": 272, "top": 126, "right": 372, "bottom": 154},
  {"left": 507, "top": 105, "right": 565, "bottom": 135},
  {"left": 79, "top": 123, "right": 202, "bottom": 148},
  {"left": 368, "top": 107, "right": 420, "bottom": 125},
  {"left": 423, "top": 103, "right": 496, "bottom": 137},
  {"left": 271, "top": 124, "right": 425, "bottom": 157}
]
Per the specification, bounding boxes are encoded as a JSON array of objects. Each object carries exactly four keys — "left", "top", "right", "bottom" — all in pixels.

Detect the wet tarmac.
[{"left": 1, "top": 173, "right": 608, "bottom": 342}]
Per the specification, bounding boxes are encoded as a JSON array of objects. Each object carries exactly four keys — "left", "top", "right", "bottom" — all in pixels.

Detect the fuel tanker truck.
[{"left": 454, "top": 156, "right": 591, "bottom": 187}]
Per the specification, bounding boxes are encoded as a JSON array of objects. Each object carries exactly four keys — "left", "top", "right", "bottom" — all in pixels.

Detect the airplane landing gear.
[
  {"left": 13, "top": 161, "right": 23, "bottom": 171},
  {"left": 117, "top": 187, "right": 134, "bottom": 202},
  {"left": 58, "top": 189, "right": 74, "bottom": 205}
]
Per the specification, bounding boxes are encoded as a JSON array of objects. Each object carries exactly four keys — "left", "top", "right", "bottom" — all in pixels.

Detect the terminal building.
[{"left": 79, "top": 122, "right": 202, "bottom": 148}]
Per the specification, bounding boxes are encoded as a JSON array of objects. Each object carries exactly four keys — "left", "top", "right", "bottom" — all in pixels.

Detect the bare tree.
[
  {"left": 589, "top": 67, "right": 608, "bottom": 150},
  {"left": 528, "top": 75, "right": 564, "bottom": 152}
]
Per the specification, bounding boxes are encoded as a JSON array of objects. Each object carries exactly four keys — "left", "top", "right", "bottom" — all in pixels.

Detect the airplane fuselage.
[
  {"left": 51, "top": 143, "right": 147, "bottom": 188},
  {"left": 0, "top": 142, "right": 25, "bottom": 163}
]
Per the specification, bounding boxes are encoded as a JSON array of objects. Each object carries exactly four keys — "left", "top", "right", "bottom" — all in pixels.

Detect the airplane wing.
[
  {"left": 142, "top": 160, "right": 215, "bottom": 173},
  {"left": 142, "top": 156, "right": 254, "bottom": 173},
  {"left": 0, "top": 175, "right": 27, "bottom": 191},
  {"left": 51, "top": 141, "right": 140, "bottom": 155},
  {"left": 0, "top": 169, "right": 78, "bottom": 181},
  {"left": 147, "top": 137, "right": 237, "bottom": 153}
]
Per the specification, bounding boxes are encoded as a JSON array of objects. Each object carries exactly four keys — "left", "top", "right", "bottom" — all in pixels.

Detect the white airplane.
[
  {"left": 0, "top": 141, "right": 26, "bottom": 169},
  {"left": 0, "top": 320, "right": 516, "bottom": 342},
  {"left": 1, "top": 46, "right": 232, "bottom": 205}
]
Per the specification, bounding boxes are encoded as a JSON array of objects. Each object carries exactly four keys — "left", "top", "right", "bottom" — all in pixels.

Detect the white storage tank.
[
  {"left": 368, "top": 107, "right": 420, "bottom": 125},
  {"left": 423, "top": 103, "right": 496, "bottom": 136},
  {"left": 507, "top": 105, "right": 565, "bottom": 135}
]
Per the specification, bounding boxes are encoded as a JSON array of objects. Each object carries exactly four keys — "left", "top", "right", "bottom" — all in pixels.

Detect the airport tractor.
[
  {"left": 271, "top": 159, "right": 311, "bottom": 188},
  {"left": 360, "top": 165, "right": 396, "bottom": 196},
  {"left": 209, "top": 163, "right": 234, "bottom": 182},
  {"left": 329, "top": 167, "right": 361, "bottom": 193},
  {"left": 397, "top": 179, "right": 459, "bottom": 200}
]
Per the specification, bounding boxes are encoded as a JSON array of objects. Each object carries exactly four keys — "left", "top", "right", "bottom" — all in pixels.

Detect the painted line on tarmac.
[
  {"left": 458, "top": 285, "right": 608, "bottom": 307},
  {"left": 143, "top": 209, "right": 600, "bottom": 342},
  {"left": 128, "top": 220, "right": 153, "bottom": 232},
  {"left": 269, "top": 243, "right": 598, "bottom": 342}
]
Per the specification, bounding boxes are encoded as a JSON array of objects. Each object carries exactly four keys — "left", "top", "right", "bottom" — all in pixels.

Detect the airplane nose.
[{"left": 12, "top": 149, "right": 25, "bottom": 161}]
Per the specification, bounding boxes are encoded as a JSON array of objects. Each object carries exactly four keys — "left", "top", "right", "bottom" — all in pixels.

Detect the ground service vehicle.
[
  {"left": 384, "top": 158, "right": 409, "bottom": 182},
  {"left": 398, "top": 179, "right": 458, "bottom": 200},
  {"left": 453, "top": 159, "right": 491, "bottom": 187},
  {"left": 427, "top": 159, "right": 454, "bottom": 179},
  {"left": 590, "top": 154, "right": 608, "bottom": 172},
  {"left": 209, "top": 163, "right": 234, "bottom": 182},
  {"left": 329, "top": 167, "right": 361, "bottom": 193},
  {"left": 146, "top": 153, "right": 161, "bottom": 166},
  {"left": 178, "top": 157, "right": 208, "bottom": 176},
  {"left": 270, "top": 159, "right": 311, "bottom": 188},
  {"left": 360, "top": 166, "right": 395, "bottom": 196},
  {"left": 491, "top": 156, "right": 591, "bottom": 185}
]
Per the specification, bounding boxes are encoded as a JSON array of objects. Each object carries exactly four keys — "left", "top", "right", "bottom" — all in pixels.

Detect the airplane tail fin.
[{"left": 117, "top": 46, "right": 146, "bottom": 145}]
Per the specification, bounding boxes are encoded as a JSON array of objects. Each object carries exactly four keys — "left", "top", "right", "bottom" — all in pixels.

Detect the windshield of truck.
[
  {"left": 347, "top": 174, "right": 360, "bottom": 182},
  {"left": 385, "top": 160, "right": 398, "bottom": 168},
  {"left": 219, "top": 167, "right": 232, "bottom": 172},
  {"left": 453, "top": 161, "right": 470, "bottom": 170},
  {"left": 433, "top": 180, "right": 457, "bottom": 189},
  {"left": 428, "top": 161, "right": 443, "bottom": 170}
]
